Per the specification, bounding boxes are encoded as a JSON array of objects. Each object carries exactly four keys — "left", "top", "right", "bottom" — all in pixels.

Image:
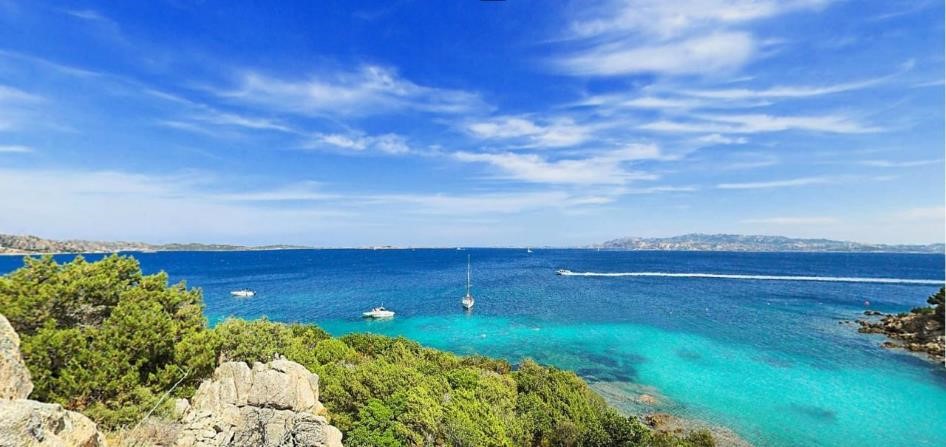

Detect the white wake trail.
[{"left": 558, "top": 271, "right": 943, "bottom": 285}]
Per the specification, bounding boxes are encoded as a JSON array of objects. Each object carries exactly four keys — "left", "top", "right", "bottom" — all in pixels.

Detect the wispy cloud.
[
  {"left": 643, "top": 113, "right": 878, "bottom": 134},
  {"left": 896, "top": 206, "right": 945, "bottom": 221},
  {"left": 717, "top": 176, "right": 830, "bottom": 189},
  {"left": 553, "top": 0, "right": 829, "bottom": 76},
  {"left": 858, "top": 159, "right": 943, "bottom": 168},
  {"left": 62, "top": 9, "right": 109, "bottom": 21},
  {"left": 556, "top": 31, "right": 755, "bottom": 76},
  {"left": 679, "top": 62, "right": 912, "bottom": 100},
  {"left": 453, "top": 144, "right": 663, "bottom": 185},
  {"left": 0, "top": 145, "right": 33, "bottom": 153},
  {"left": 464, "top": 116, "right": 591, "bottom": 148},
  {"left": 306, "top": 132, "right": 411, "bottom": 154},
  {"left": 214, "top": 65, "right": 488, "bottom": 117},
  {"left": 742, "top": 216, "right": 838, "bottom": 224},
  {"left": 0, "top": 85, "right": 42, "bottom": 103},
  {"left": 696, "top": 133, "right": 747, "bottom": 145}
]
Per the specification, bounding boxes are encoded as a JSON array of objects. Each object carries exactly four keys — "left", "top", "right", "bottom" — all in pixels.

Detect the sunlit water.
[{"left": 2, "top": 249, "right": 943, "bottom": 446}]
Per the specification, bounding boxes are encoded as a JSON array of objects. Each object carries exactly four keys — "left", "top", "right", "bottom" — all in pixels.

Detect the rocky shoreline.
[{"left": 857, "top": 288, "right": 945, "bottom": 364}]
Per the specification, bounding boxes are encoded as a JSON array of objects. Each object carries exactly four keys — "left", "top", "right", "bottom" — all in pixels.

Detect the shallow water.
[{"left": 2, "top": 249, "right": 943, "bottom": 446}]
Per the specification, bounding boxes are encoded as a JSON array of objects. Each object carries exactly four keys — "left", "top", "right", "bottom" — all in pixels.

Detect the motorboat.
[
  {"left": 362, "top": 306, "right": 395, "bottom": 319},
  {"left": 230, "top": 289, "right": 256, "bottom": 297},
  {"left": 555, "top": 269, "right": 572, "bottom": 276}
]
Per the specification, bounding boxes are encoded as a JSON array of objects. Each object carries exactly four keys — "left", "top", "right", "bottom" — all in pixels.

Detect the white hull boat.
[
  {"left": 363, "top": 307, "right": 395, "bottom": 319},
  {"left": 462, "top": 255, "right": 475, "bottom": 309},
  {"left": 230, "top": 289, "right": 256, "bottom": 297}
]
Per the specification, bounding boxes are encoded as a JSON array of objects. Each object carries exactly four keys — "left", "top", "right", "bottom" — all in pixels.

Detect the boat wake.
[{"left": 557, "top": 270, "right": 943, "bottom": 285}]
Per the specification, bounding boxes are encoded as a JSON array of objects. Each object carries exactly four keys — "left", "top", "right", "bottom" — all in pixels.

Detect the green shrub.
[{"left": 0, "top": 255, "right": 215, "bottom": 428}]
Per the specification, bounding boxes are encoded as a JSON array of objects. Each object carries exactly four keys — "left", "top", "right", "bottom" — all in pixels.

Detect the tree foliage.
[
  {"left": 1, "top": 255, "right": 715, "bottom": 446},
  {"left": 0, "top": 255, "right": 216, "bottom": 427}
]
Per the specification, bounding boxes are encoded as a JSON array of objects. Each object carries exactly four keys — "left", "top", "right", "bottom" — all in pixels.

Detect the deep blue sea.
[{"left": 2, "top": 249, "right": 944, "bottom": 446}]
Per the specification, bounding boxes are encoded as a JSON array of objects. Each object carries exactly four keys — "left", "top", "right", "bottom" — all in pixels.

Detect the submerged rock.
[
  {"left": 857, "top": 289, "right": 945, "bottom": 364},
  {"left": 175, "top": 358, "right": 342, "bottom": 447}
]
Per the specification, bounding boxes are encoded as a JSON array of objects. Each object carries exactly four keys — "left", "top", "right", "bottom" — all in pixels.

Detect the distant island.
[
  {"left": 594, "top": 234, "right": 945, "bottom": 253},
  {"left": 3, "top": 232, "right": 944, "bottom": 255},
  {"left": 0, "top": 233, "right": 310, "bottom": 255}
]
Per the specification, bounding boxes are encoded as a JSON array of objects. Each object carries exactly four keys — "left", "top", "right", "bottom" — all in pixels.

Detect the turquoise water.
[{"left": 2, "top": 249, "right": 943, "bottom": 446}]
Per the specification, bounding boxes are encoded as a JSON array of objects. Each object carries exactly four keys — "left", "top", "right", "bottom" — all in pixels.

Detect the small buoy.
[{"left": 864, "top": 300, "right": 870, "bottom": 306}]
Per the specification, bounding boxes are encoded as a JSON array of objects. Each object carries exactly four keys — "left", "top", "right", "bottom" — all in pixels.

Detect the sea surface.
[{"left": 2, "top": 249, "right": 944, "bottom": 446}]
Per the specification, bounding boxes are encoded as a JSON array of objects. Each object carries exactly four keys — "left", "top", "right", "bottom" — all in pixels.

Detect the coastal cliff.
[{"left": 858, "top": 288, "right": 945, "bottom": 363}]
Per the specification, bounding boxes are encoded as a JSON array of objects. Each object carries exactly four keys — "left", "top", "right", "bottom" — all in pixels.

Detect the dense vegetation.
[{"left": 0, "top": 255, "right": 713, "bottom": 446}]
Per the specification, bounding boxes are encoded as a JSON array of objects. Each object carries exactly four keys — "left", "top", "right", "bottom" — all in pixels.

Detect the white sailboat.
[
  {"left": 230, "top": 288, "right": 256, "bottom": 297},
  {"left": 462, "top": 255, "right": 475, "bottom": 310}
]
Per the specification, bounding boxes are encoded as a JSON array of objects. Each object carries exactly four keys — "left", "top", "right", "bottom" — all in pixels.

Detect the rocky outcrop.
[
  {"left": 0, "top": 399, "right": 105, "bottom": 447},
  {"left": 0, "top": 314, "right": 32, "bottom": 400},
  {"left": 0, "top": 313, "right": 106, "bottom": 447},
  {"left": 858, "top": 288, "right": 945, "bottom": 364},
  {"left": 175, "top": 358, "right": 342, "bottom": 447}
]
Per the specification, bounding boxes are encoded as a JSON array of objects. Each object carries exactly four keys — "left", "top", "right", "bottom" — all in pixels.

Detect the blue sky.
[{"left": 0, "top": 0, "right": 943, "bottom": 246}]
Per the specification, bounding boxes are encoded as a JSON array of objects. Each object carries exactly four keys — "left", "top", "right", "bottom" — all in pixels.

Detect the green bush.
[{"left": 0, "top": 255, "right": 215, "bottom": 427}]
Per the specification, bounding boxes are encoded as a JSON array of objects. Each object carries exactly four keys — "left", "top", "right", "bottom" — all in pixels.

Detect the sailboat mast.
[{"left": 466, "top": 254, "right": 471, "bottom": 295}]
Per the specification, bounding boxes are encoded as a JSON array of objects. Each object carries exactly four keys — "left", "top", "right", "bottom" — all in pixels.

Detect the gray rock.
[
  {"left": 176, "top": 358, "right": 341, "bottom": 447},
  {"left": 1, "top": 313, "right": 107, "bottom": 447},
  {"left": 0, "top": 314, "right": 33, "bottom": 400},
  {"left": 0, "top": 398, "right": 105, "bottom": 447}
]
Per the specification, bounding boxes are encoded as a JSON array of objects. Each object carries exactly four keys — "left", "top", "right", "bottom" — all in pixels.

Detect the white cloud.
[
  {"left": 696, "top": 133, "right": 747, "bottom": 144},
  {"left": 453, "top": 144, "right": 663, "bottom": 185},
  {"left": 63, "top": 9, "right": 108, "bottom": 21},
  {"left": 557, "top": 32, "right": 755, "bottom": 76},
  {"left": 555, "top": 0, "right": 828, "bottom": 76},
  {"left": 0, "top": 145, "right": 33, "bottom": 153},
  {"left": 216, "top": 65, "right": 487, "bottom": 117},
  {"left": 741, "top": 216, "right": 838, "bottom": 224},
  {"left": 465, "top": 116, "right": 590, "bottom": 148},
  {"left": 643, "top": 113, "right": 877, "bottom": 134},
  {"left": 0, "top": 85, "right": 42, "bottom": 103},
  {"left": 569, "top": 0, "right": 827, "bottom": 40},
  {"left": 896, "top": 206, "right": 945, "bottom": 221},
  {"left": 190, "top": 110, "right": 294, "bottom": 133},
  {"left": 717, "top": 176, "right": 829, "bottom": 189},
  {"left": 679, "top": 63, "right": 910, "bottom": 99},
  {"left": 306, "top": 132, "right": 411, "bottom": 154},
  {"left": 365, "top": 191, "right": 616, "bottom": 215},
  {"left": 858, "top": 159, "right": 943, "bottom": 168}
]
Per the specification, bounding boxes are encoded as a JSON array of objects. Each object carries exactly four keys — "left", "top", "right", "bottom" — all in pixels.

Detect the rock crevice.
[{"left": 175, "top": 358, "right": 342, "bottom": 447}]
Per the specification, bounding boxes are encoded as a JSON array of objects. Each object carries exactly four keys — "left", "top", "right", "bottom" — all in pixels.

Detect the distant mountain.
[
  {"left": 0, "top": 233, "right": 310, "bottom": 255},
  {"left": 594, "top": 234, "right": 945, "bottom": 253}
]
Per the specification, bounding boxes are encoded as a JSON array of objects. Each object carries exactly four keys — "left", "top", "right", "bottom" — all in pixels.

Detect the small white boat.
[
  {"left": 527, "top": 248, "right": 533, "bottom": 253},
  {"left": 555, "top": 269, "right": 571, "bottom": 276},
  {"left": 230, "top": 289, "right": 256, "bottom": 297},
  {"left": 462, "top": 255, "right": 475, "bottom": 310},
  {"left": 362, "top": 306, "right": 395, "bottom": 319}
]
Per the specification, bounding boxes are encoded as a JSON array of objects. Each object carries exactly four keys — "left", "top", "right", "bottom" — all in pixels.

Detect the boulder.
[
  {"left": 0, "top": 399, "right": 105, "bottom": 447},
  {"left": 176, "top": 358, "right": 342, "bottom": 447},
  {"left": 0, "top": 314, "right": 32, "bottom": 400},
  {"left": 1, "top": 313, "right": 106, "bottom": 446}
]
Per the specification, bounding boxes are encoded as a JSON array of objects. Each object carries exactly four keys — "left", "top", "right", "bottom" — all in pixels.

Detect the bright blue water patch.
[{"left": 2, "top": 249, "right": 944, "bottom": 446}]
